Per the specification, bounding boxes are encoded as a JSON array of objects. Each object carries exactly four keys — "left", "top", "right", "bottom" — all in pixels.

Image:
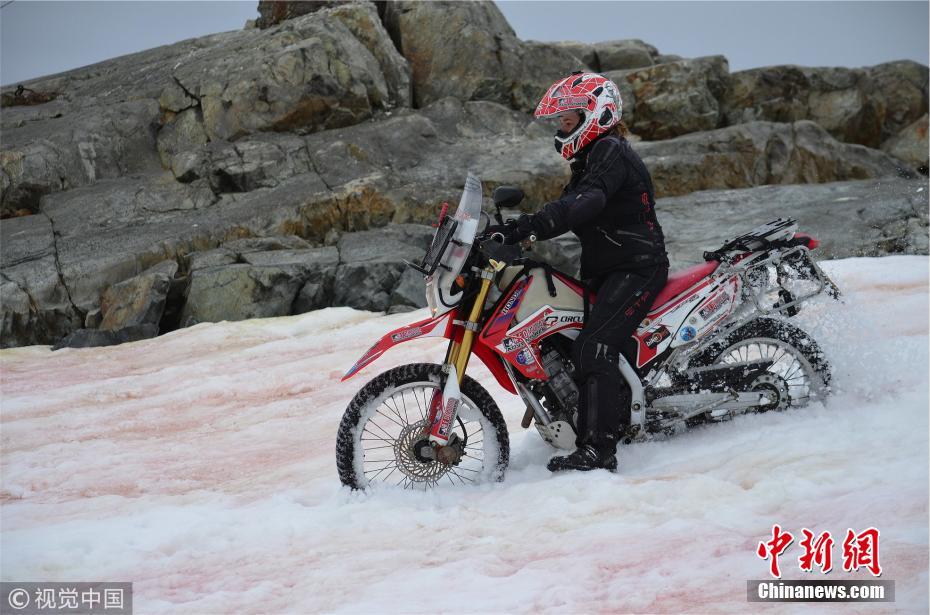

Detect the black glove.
[{"left": 485, "top": 215, "right": 536, "bottom": 245}]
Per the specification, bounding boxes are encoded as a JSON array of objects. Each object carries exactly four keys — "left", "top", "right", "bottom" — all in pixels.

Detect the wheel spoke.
[
  {"left": 361, "top": 429, "right": 394, "bottom": 444},
  {"left": 384, "top": 394, "right": 409, "bottom": 424},
  {"left": 374, "top": 406, "right": 407, "bottom": 430},
  {"left": 365, "top": 418, "right": 399, "bottom": 441},
  {"left": 399, "top": 392, "right": 411, "bottom": 424}
]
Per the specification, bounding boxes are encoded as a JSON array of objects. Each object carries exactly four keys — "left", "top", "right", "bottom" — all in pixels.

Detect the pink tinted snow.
[{"left": 1, "top": 258, "right": 927, "bottom": 614}]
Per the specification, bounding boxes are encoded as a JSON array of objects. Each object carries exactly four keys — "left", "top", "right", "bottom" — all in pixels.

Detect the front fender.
[
  {"left": 341, "top": 310, "right": 517, "bottom": 394},
  {"left": 342, "top": 311, "right": 455, "bottom": 380}
]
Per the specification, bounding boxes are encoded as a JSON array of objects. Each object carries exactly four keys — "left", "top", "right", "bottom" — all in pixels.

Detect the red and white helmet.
[{"left": 535, "top": 71, "right": 623, "bottom": 160}]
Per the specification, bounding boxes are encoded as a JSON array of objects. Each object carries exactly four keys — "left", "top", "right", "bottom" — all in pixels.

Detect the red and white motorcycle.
[{"left": 337, "top": 174, "right": 840, "bottom": 489}]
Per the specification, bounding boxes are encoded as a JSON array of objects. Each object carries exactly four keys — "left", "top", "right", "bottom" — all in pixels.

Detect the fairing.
[{"left": 341, "top": 310, "right": 517, "bottom": 394}]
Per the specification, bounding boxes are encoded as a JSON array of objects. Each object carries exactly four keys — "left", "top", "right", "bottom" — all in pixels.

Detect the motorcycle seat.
[{"left": 651, "top": 260, "right": 720, "bottom": 310}]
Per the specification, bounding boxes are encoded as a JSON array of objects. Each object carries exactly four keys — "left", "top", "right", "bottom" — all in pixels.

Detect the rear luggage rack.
[{"left": 704, "top": 218, "right": 798, "bottom": 261}]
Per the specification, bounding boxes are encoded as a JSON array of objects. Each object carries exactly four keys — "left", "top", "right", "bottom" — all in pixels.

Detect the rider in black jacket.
[{"left": 492, "top": 72, "right": 669, "bottom": 472}]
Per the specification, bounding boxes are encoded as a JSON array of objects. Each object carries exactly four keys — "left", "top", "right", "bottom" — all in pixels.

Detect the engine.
[{"left": 535, "top": 341, "right": 579, "bottom": 422}]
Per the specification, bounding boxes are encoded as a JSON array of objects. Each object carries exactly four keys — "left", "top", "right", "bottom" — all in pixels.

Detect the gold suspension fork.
[{"left": 447, "top": 260, "right": 506, "bottom": 383}]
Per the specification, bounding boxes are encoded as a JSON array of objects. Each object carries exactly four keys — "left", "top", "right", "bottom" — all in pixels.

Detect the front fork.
[{"left": 426, "top": 261, "right": 504, "bottom": 446}]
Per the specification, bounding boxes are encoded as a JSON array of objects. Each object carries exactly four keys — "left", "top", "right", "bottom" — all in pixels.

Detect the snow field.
[{"left": 1, "top": 256, "right": 927, "bottom": 613}]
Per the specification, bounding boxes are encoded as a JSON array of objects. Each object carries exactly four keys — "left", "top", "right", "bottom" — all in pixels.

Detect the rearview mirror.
[{"left": 492, "top": 186, "right": 525, "bottom": 208}]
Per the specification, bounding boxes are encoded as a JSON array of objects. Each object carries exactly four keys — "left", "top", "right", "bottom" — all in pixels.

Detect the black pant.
[{"left": 572, "top": 266, "right": 669, "bottom": 454}]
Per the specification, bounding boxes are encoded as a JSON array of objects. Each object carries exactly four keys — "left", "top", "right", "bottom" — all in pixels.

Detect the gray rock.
[
  {"left": 658, "top": 178, "right": 930, "bottom": 268},
  {"left": 881, "top": 114, "right": 928, "bottom": 172},
  {"left": 293, "top": 278, "right": 330, "bottom": 313},
  {"left": 180, "top": 245, "right": 337, "bottom": 323},
  {"left": 721, "top": 61, "right": 929, "bottom": 149},
  {"left": 383, "top": 0, "right": 589, "bottom": 112},
  {"left": 337, "top": 223, "right": 433, "bottom": 263},
  {"left": 594, "top": 39, "right": 658, "bottom": 71},
  {"left": 180, "top": 263, "right": 309, "bottom": 324},
  {"left": 51, "top": 324, "right": 159, "bottom": 350},
  {"left": 0, "top": 213, "right": 80, "bottom": 346},
  {"left": 503, "top": 41, "right": 593, "bottom": 113},
  {"left": 187, "top": 248, "right": 238, "bottom": 272},
  {"left": 157, "top": 108, "right": 208, "bottom": 170},
  {"left": 549, "top": 42, "right": 599, "bottom": 71},
  {"left": 526, "top": 234, "right": 582, "bottom": 278},
  {"left": 326, "top": 2, "right": 413, "bottom": 108},
  {"left": 606, "top": 56, "right": 729, "bottom": 140},
  {"left": 390, "top": 267, "right": 427, "bottom": 308},
  {"left": 84, "top": 308, "right": 102, "bottom": 329},
  {"left": 224, "top": 235, "right": 314, "bottom": 254},
  {"left": 240, "top": 247, "right": 336, "bottom": 267},
  {"left": 99, "top": 259, "right": 178, "bottom": 330},
  {"left": 1, "top": 3, "right": 411, "bottom": 214},
  {"left": 637, "top": 120, "right": 912, "bottom": 197},
  {"left": 333, "top": 224, "right": 433, "bottom": 311},
  {"left": 1, "top": 100, "right": 162, "bottom": 217},
  {"left": 255, "top": 0, "right": 339, "bottom": 28},
  {"left": 387, "top": 304, "right": 418, "bottom": 315},
  {"left": 383, "top": 0, "right": 516, "bottom": 108}
]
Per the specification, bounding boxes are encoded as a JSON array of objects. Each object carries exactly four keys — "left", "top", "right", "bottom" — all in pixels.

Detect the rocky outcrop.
[
  {"left": 607, "top": 56, "right": 729, "bottom": 140},
  {"left": 660, "top": 177, "right": 929, "bottom": 268},
  {"left": 1, "top": 99, "right": 163, "bottom": 217},
  {"left": 639, "top": 120, "right": 912, "bottom": 197},
  {"left": 881, "top": 114, "right": 929, "bottom": 172},
  {"left": 720, "top": 61, "right": 929, "bottom": 149},
  {"left": 255, "top": 1, "right": 338, "bottom": 28},
  {"left": 551, "top": 40, "right": 659, "bottom": 73},
  {"left": 333, "top": 224, "right": 433, "bottom": 311},
  {"left": 1, "top": 0, "right": 927, "bottom": 348},
  {"left": 52, "top": 324, "right": 159, "bottom": 350},
  {"left": 1, "top": 3, "right": 410, "bottom": 218},
  {"left": 382, "top": 0, "right": 587, "bottom": 111},
  {"left": 99, "top": 259, "right": 178, "bottom": 330}
]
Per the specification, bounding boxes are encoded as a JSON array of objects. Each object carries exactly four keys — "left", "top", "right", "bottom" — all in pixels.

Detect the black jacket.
[{"left": 526, "top": 133, "right": 668, "bottom": 282}]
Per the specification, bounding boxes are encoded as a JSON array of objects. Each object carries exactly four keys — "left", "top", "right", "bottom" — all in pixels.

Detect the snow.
[{"left": 2, "top": 256, "right": 928, "bottom": 614}]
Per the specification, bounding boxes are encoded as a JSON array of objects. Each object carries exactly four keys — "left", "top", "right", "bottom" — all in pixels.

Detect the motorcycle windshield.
[{"left": 426, "top": 173, "right": 483, "bottom": 315}]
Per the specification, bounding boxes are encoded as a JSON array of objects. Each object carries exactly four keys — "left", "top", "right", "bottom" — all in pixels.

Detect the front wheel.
[{"left": 336, "top": 363, "right": 510, "bottom": 490}]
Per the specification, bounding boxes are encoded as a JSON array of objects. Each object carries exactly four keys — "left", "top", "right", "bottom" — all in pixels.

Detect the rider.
[{"left": 490, "top": 72, "right": 669, "bottom": 472}]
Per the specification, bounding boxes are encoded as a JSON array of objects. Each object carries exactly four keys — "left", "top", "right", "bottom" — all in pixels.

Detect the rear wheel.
[
  {"left": 336, "top": 363, "right": 510, "bottom": 490},
  {"left": 690, "top": 318, "right": 831, "bottom": 412}
]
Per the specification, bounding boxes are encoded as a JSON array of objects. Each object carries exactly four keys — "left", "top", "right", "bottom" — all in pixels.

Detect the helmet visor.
[{"left": 535, "top": 82, "right": 591, "bottom": 118}]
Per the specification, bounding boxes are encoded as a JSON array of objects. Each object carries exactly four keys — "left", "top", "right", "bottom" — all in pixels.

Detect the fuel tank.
[{"left": 497, "top": 266, "right": 584, "bottom": 324}]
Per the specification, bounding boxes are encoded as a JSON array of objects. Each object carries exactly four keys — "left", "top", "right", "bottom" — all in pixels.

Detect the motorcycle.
[{"left": 337, "top": 174, "right": 841, "bottom": 490}]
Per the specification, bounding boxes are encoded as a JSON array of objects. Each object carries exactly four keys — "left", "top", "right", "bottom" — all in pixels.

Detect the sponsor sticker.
[
  {"left": 391, "top": 327, "right": 423, "bottom": 343},
  {"left": 501, "top": 337, "right": 522, "bottom": 352},
  {"left": 437, "top": 398, "right": 458, "bottom": 437},
  {"left": 699, "top": 292, "right": 730, "bottom": 321},
  {"left": 514, "top": 318, "right": 548, "bottom": 342},
  {"left": 489, "top": 284, "right": 527, "bottom": 331},
  {"left": 645, "top": 326, "right": 671, "bottom": 349},
  {"left": 500, "top": 285, "right": 526, "bottom": 316},
  {"left": 679, "top": 325, "right": 697, "bottom": 342},
  {"left": 545, "top": 314, "right": 584, "bottom": 327}
]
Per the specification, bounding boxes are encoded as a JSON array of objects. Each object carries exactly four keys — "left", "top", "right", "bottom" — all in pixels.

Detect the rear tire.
[
  {"left": 690, "top": 317, "right": 831, "bottom": 410},
  {"left": 336, "top": 363, "right": 510, "bottom": 490}
]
